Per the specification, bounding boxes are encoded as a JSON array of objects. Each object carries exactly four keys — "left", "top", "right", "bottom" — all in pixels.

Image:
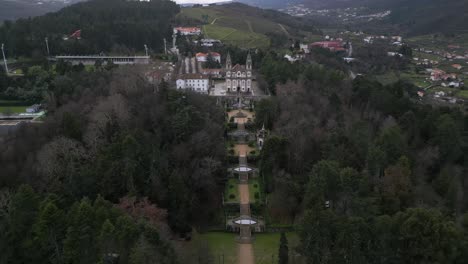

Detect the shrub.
[
  {"left": 254, "top": 192, "right": 259, "bottom": 199},
  {"left": 253, "top": 184, "right": 258, "bottom": 188},
  {"left": 229, "top": 185, "right": 234, "bottom": 189},
  {"left": 229, "top": 194, "right": 236, "bottom": 199}
]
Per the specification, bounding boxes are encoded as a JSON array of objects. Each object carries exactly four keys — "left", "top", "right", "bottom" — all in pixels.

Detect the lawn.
[
  {"left": 455, "top": 90, "right": 468, "bottom": 99},
  {"left": 249, "top": 178, "right": 263, "bottom": 204},
  {"left": 254, "top": 232, "right": 303, "bottom": 264},
  {"left": 203, "top": 24, "right": 270, "bottom": 49},
  {"left": 197, "top": 232, "right": 238, "bottom": 264},
  {"left": 192, "top": 231, "right": 303, "bottom": 264},
  {"left": 225, "top": 178, "right": 239, "bottom": 203},
  {"left": 0, "top": 105, "right": 28, "bottom": 114}
]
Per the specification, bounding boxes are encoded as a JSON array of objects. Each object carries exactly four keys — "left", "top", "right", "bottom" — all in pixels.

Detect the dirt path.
[
  {"left": 238, "top": 244, "right": 255, "bottom": 264},
  {"left": 246, "top": 20, "right": 254, "bottom": 33},
  {"left": 235, "top": 117, "right": 248, "bottom": 124},
  {"left": 211, "top": 17, "right": 220, "bottom": 25},
  {"left": 278, "top": 23, "right": 290, "bottom": 37},
  {"left": 239, "top": 184, "right": 250, "bottom": 205},
  {"left": 227, "top": 110, "right": 255, "bottom": 121}
]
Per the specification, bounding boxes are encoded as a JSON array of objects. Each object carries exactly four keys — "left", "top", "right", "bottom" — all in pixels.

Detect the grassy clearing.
[
  {"left": 254, "top": 232, "right": 302, "bottom": 264},
  {"left": 225, "top": 178, "right": 239, "bottom": 203},
  {"left": 199, "top": 232, "right": 238, "bottom": 264},
  {"left": 203, "top": 24, "right": 270, "bottom": 49},
  {"left": 0, "top": 105, "right": 28, "bottom": 114},
  {"left": 456, "top": 90, "right": 468, "bottom": 99},
  {"left": 191, "top": 231, "right": 302, "bottom": 264}
]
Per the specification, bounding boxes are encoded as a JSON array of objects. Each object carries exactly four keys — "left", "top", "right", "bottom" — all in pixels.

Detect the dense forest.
[
  {"left": 0, "top": 63, "right": 226, "bottom": 263},
  {"left": 254, "top": 53, "right": 468, "bottom": 263},
  {"left": 0, "top": 0, "right": 179, "bottom": 57}
]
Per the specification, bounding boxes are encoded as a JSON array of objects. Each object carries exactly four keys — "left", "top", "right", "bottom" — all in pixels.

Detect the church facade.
[{"left": 225, "top": 53, "right": 253, "bottom": 93}]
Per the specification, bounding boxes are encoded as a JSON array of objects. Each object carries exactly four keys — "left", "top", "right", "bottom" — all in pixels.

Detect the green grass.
[
  {"left": 249, "top": 178, "right": 263, "bottom": 204},
  {"left": 203, "top": 24, "right": 270, "bottom": 49},
  {"left": 197, "top": 232, "right": 238, "bottom": 264},
  {"left": 193, "top": 231, "right": 303, "bottom": 264},
  {"left": 0, "top": 106, "right": 28, "bottom": 114},
  {"left": 225, "top": 178, "right": 239, "bottom": 203},
  {"left": 456, "top": 90, "right": 468, "bottom": 99},
  {"left": 254, "top": 232, "right": 302, "bottom": 264}
]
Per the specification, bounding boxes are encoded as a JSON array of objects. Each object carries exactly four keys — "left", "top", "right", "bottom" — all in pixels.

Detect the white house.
[
  {"left": 173, "top": 27, "right": 202, "bottom": 36},
  {"left": 300, "top": 43, "right": 310, "bottom": 54},
  {"left": 176, "top": 74, "right": 210, "bottom": 94},
  {"left": 195, "top": 52, "right": 221, "bottom": 63}
]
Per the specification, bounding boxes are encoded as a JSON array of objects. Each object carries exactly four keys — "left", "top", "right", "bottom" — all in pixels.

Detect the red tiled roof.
[{"left": 196, "top": 52, "right": 221, "bottom": 57}]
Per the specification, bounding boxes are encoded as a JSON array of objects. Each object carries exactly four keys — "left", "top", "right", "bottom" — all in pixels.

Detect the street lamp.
[
  {"left": 144, "top": 44, "right": 148, "bottom": 56},
  {"left": 45, "top": 37, "right": 50, "bottom": 56},
  {"left": 1, "top": 43, "right": 9, "bottom": 73}
]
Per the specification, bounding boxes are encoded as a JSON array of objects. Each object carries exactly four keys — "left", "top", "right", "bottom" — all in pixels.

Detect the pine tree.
[{"left": 278, "top": 232, "right": 288, "bottom": 264}]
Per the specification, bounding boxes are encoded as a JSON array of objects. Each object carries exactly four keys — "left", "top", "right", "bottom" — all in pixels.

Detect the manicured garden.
[
  {"left": 249, "top": 178, "right": 263, "bottom": 204},
  {"left": 224, "top": 178, "right": 239, "bottom": 203}
]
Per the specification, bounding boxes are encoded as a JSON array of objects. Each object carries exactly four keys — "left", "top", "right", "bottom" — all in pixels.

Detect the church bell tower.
[
  {"left": 226, "top": 52, "right": 232, "bottom": 69},
  {"left": 246, "top": 51, "right": 252, "bottom": 71}
]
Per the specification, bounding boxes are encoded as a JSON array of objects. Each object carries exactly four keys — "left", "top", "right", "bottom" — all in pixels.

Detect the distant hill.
[
  {"left": 0, "top": 0, "right": 179, "bottom": 57},
  {"left": 293, "top": 0, "right": 468, "bottom": 35},
  {"left": 0, "top": 0, "right": 83, "bottom": 22},
  {"left": 177, "top": 3, "right": 319, "bottom": 48}
]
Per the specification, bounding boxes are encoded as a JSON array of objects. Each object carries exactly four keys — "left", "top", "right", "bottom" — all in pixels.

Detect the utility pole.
[
  {"left": 144, "top": 44, "right": 148, "bottom": 57},
  {"left": 1, "top": 43, "right": 8, "bottom": 73},
  {"left": 163, "top": 38, "right": 167, "bottom": 54},
  {"left": 45, "top": 37, "right": 50, "bottom": 56}
]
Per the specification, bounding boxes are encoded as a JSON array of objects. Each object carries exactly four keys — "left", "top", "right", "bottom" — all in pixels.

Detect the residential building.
[
  {"left": 176, "top": 74, "right": 210, "bottom": 93},
  {"left": 173, "top": 27, "right": 202, "bottom": 36},
  {"left": 195, "top": 52, "right": 221, "bottom": 63},
  {"left": 310, "top": 41, "right": 346, "bottom": 52}
]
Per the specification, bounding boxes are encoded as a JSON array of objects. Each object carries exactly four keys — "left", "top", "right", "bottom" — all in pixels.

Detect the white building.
[
  {"left": 176, "top": 74, "right": 210, "bottom": 94},
  {"left": 173, "top": 27, "right": 202, "bottom": 36},
  {"left": 201, "top": 39, "right": 222, "bottom": 47},
  {"left": 195, "top": 52, "right": 221, "bottom": 63},
  {"left": 300, "top": 43, "right": 310, "bottom": 54}
]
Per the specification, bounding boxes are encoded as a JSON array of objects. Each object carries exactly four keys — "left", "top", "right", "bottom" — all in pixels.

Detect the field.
[
  {"left": 203, "top": 24, "right": 270, "bottom": 49},
  {"left": 0, "top": 105, "right": 28, "bottom": 114},
  {"left": 186, "top": 231, "right": 303, "bottom": 264},
  {"left": 178, "top": 5, "right": 295, "bottom": 49}
]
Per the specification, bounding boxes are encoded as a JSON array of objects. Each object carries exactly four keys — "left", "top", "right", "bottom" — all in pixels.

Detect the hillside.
[
  {"left": 0, "top": 0, "right": 83, "bottom": 22},
  {"left": 295, "top": 0, "right": 468, "bottom": 35},
  {"left": 0, "top": 0, "right": 179, "bottom": 57},
  {"left": 177, "top": 3, "right": 318, "bottom": 48}
]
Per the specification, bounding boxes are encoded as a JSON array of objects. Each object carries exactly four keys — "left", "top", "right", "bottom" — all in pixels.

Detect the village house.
[
  {"left": 173, "top": 27, "right": 202, "bottom": 36},
  {"left": 300, "top": 43, "right": 310, "bottom": 54},
  {"left": 176, "top": 74, "right": 210, "bottom": 94},
  {"left": 452, "top": 64, "right": 463, "bottom": 70},
  {"left": 195, "top": 52, "right": 221, "bottom": 63},
  {"left": 200, "top": 68, "right": 222, "bottom": 78},
  {"left": 310, "top": 41, "right": 346, "bottom": 52},
  {"left": 200, "top": 39, "right": 222, "bottom": 47}
]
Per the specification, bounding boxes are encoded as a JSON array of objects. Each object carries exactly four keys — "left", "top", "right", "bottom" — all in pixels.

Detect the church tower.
[
  {"left": 246, "top": 51, "right": 252, "bottom": 71},
  {"left": 226, "top": 52, "right": 232, "bottom": 69}
]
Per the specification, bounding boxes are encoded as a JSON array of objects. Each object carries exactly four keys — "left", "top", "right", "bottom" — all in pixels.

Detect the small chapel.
[{"left": 225, "top": 52, "right": 253, "bottom": 93}]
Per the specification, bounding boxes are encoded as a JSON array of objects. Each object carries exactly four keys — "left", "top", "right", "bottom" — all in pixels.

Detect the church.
[{"left": 225, "top": 53, "right": 253, "bottom": 93}]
